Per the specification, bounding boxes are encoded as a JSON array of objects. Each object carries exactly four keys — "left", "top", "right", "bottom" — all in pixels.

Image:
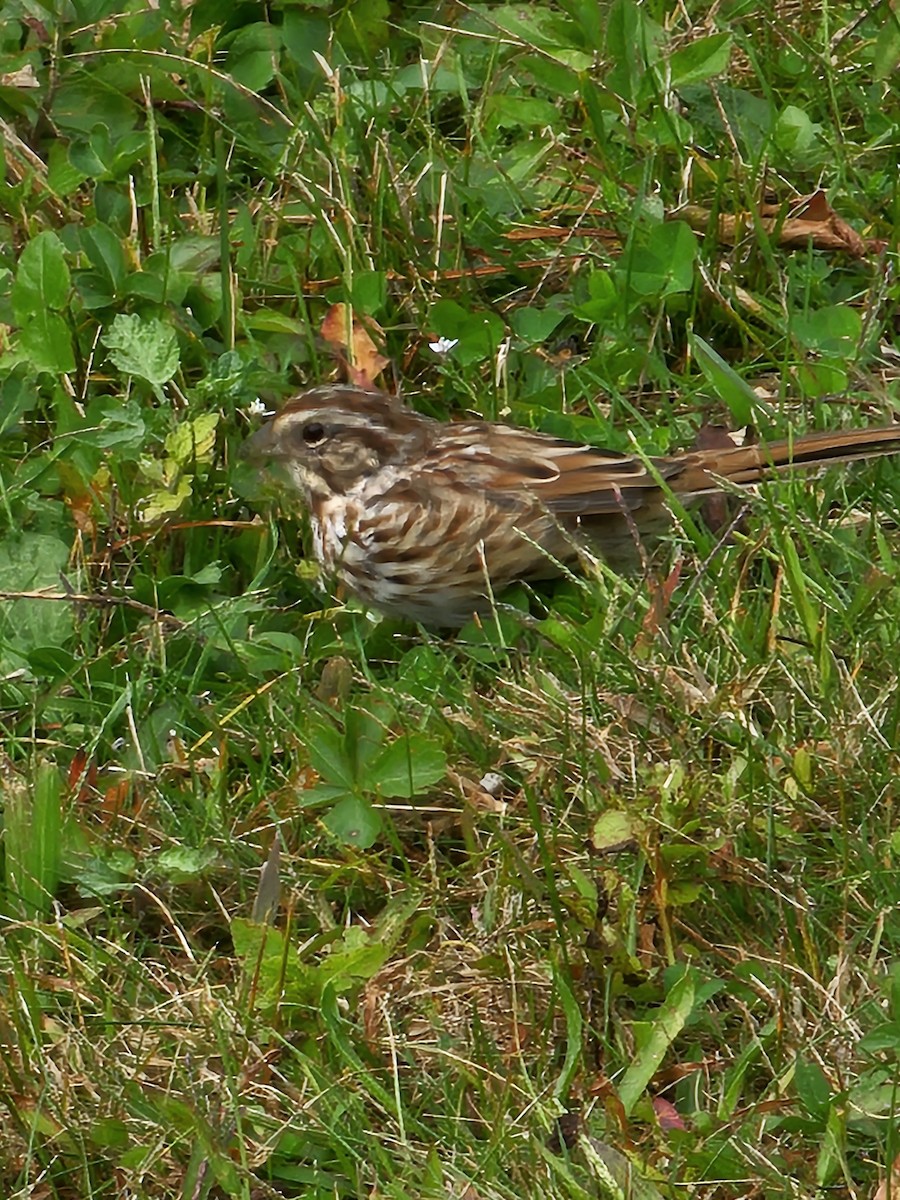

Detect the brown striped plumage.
[{"left": 244, "top": 385, "right": 900, "bottom": 626}]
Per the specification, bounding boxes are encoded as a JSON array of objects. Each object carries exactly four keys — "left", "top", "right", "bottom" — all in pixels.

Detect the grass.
[{"left": 2, "top": 0, "right": 900, "bottom": 1196}]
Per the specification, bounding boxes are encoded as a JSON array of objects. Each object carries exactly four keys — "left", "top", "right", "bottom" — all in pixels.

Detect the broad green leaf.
[
  {"left": 16, "top": 311, "right": 76, "bottom": 374},
  {"left": 168, "top": 236, "right": 220, "bottom": 274},
  {"left": 243, "top": 309, "right": 307, "bottom": 335},
  {"left": 155, "top": 847, "right": 218, "bottom": 881},
  {"left": 774, "top": 104, "right": 822, "bottom": 163},
  {"left": 50, "top": 80, "right": 140, "bottom": 139},
  {"left": 0, "top": 533, "right": 74, "bottom": 675},
  {"left": 68, "top": 850, "right": 137, "bottom": 898},
  {"left": 605, "top": 0, "right": 662, "bottom": 103},
  {"left": 11, "top": 230, "right": 71, "bottom": 316},
  {"left": 792, "top": 305, "right": 862, "bottom": 358},
  {"left": 350, "top": 270, "right": 387, "bottom": 316},
  {"left": 591, "top": 809, "right": 637, "bottom": 852},
  {"left": 68, "top": 126, "right": 147, "bottom": 181},
  {"left": 510, "top": 306, "right": 566, "bottom": 344},
  {"left": 81, "top": 222, "right": 127, "bottom": 290},
  {"left": 625, "top": 220, "right": 697, "bottom": 298},
  {"left": 485, "top": 94, "right": 561, "bottom": 131},
  {"left": 317, "top": 929, "right": 390, "bottom": 988},
  {"left": 139, "top": 476, "right": 192, "bottom": 522},
  {"left": 3, "top": 760, "right": 62, "bottom": 920},
  {"left": 165, "top": 412, "right": 220, "bottom": 466},
  {"left": 335, "top": 0, "right": 391, "bottom": 54},
  {"left": 667, "top": 33, "right": 732, "bottom": 87},
  {"left": 322, "top": 794, "right": 382, "bottom": 848},
  {"left": 91, "top": 397, "right": 146, "bottom": 450},
  {"left": 796, "top": 363, "right": 848, "bottom": 397},
  {"left": 617, "top": 971, "right": 696, "bottom": 1115},
  {"left": 574, "top": 269, "right": 620, "bottom": 322},
  {"left": 794, "top": 1055, "right": 832, "bottom": 1122},
  {"left": 370, "top": 734, "right": 447, "bottom": 798},
  {"left": 874, "top": 12, "right": 900, "bottom": 80},
  {"left": 344, "top": 704, "right": 391, "bottom": 778},
  {"left": 102, "top": 313, "right": 180, "bottom": 389},
  {"left": 225, "top": 23, "right": 283, "bottom": 90},
  {"left": 281, "top": 10, "right": 330, "bottom": 77},
  {"left": 47, "top": 141, "right": 87, "bottom": 196},
  {"left": 428, "top": 299, "right": 506, "bottom": 367},
  {"left": 306, "top": 720, "right": 356, "bottom": 792}
]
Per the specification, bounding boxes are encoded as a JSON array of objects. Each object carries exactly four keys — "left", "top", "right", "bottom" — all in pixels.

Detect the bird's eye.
[{"left": 301, "top": 422, "right": 326, "bottom": 446}]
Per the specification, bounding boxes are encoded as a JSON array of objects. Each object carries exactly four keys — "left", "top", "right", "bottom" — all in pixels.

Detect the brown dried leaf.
[
  {"left": 320, "top": 303, "right": 390, "bottom": 387},
  {"left": 675, "top": 190, "right": 873, "bottom": 258},
  {"left": 872, "top": 1151, "right": 900, "bottom": 1200},
  {"left": 637, "top": 559, "right": 682, "bottom": 645}
]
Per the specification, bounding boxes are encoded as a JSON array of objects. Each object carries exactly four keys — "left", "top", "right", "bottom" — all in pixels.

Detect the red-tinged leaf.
[{"left": 652, "top": 1096, "right": 687, "bottom": 1131}]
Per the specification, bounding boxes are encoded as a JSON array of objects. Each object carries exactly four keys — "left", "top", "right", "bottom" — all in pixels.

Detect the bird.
[{"left": 243, "top": 384, "right": 900, "bottom": 626}]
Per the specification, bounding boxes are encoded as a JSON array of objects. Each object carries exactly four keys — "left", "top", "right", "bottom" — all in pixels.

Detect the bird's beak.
[{"left": 241, "top": 420, "right": 280, "bottom": 463}]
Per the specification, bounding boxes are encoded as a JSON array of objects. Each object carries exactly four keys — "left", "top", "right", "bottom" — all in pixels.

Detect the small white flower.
[
  {"left": 429, "top": 336, "right": 459, "bottom": 356},
  {"left": 247, "top": 397, "right": 268, "bottom": 417}
]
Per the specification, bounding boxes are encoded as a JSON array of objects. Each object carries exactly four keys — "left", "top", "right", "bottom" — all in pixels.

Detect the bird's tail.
[{"left": 680, "top": 424, "right": 900, "bottom": 492}]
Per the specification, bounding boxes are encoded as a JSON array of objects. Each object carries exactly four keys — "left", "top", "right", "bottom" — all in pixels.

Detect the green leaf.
[
  {"left": 690, "top": 333, "right": 770, "bottom": 427},
  {"left": 322, "top": 795, "right": 382, "bottom": 848},
  {"left": 225, "top": 23, "right": 283, "bottom": 90},
  {"left": 369, "top": 734, "right": 447, "bottom": 798},
  {"left": 154, "top": 846, "right": 218, "bottom": 882},
  {"left": 667, "top": 33, "right": 732, "bottom": 87},
  {"left": 510, "top": 306, "right": 566, "bottom": 344},
  {"left": 778, "top": 533, "right": 821, "bottom": 649},
  {"left": 281, "top": 10, "right": 330, "bottom": 78},
  {"left": 47, "top": 142, "right": 87, "bottom": 196},
  {"left": 590, "top": 809, "right": 637, "bottom": 852},
  {"left": 0, "top": 533, "right": 74, "bottom": 676},
  {"left": 139, "top": 475, "right": 193, "bottom": 522},
  {"left": 16, "top": 311, "right": 76, "bottom": 374},
  {"left": 91, "top": 397, "right": 146, "bottom": 450},
  {"left": 69, "top": 850, "right": 137, "bottom": 898},
  {"left": 792, "top": 305, "right": 862, "bottom": 358},
  {"left": 344, "top": 703, "right": 391, "bottom": 779},
  {"left": 605, "top": 0, "right": 662, "bottom": 104},
  {"left": 794, "top": 1055, "right": 832, "bottom": 1122},
  {"left": 102, "top": 313, "right": 180, "bottom": 390},
  {"left": 165, "top": 412, "right": 219, "bottom": 467},
  {"left": 83, "top": 222, "right": 126, "bottom": 286},
  {"left": 774, "top": 104, "right": 822, "bottom": 163},
  {"left": 617, "top": 971, "right": 697, "bottom": 1116},
  {"left": 874, "top": 10, "right": 900, "bottom": 80},
  {"left": 484, "top": 94, "right": 561, "bottom": 132},
  {"left": 317, "top": 929, "right": 390, "bottom": 989},
  {"left": 243, "top": 309, "right": 307, "bottom": 335},
  {"left": 3, "top": 761, "right": 63, "bottom": 920},
  {"left": 69, "top": 126, "right": 148, "bottom": 182},
  {"left": 574, "top": 269, "right": 620, "bottom": 322},
  {"left": 335, "top": 0, "right": 391, "bottom": 54},
  {"left": 428, "top": 299, "right": 506, "bottom": 366},
  {"left": 625, "top": 220, "right": 698, "bottom": 298},
  {"left": 11, "top": 230, "right": 71, "bottom": 316},
  {"left": 307, "top": 720, "right": 356, "bottom": 792},
  {"left": 350, "top": 270, "right": 388, "bottom": 316}
]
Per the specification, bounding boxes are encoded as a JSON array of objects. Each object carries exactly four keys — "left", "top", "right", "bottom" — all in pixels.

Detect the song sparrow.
[{"left": 244, "top": 384, "right": 900, "bottom": 626}]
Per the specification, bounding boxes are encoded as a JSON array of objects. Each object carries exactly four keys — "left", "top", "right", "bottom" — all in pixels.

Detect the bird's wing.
[{"left": 425, "top": 423, "right": 686, "bottom": 516}]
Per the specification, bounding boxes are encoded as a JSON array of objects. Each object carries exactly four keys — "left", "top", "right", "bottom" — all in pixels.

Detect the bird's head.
[{"left": 243, "top": 385, "right": 436, "bottom": 499}]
